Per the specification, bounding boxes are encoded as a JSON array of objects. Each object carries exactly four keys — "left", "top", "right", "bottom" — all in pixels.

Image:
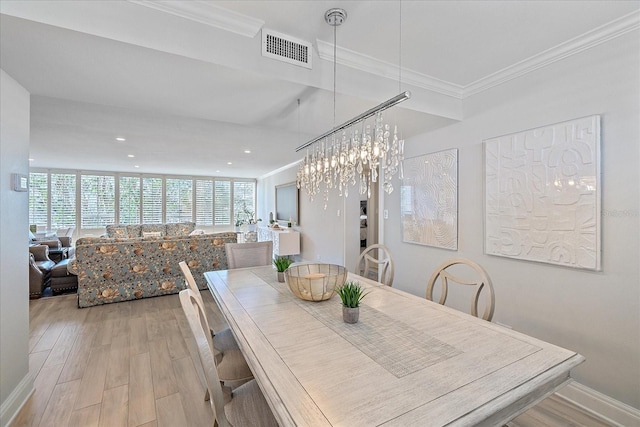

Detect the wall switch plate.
[
  {"left": 337, "top": 209, "right": 340, "bottom": 217},
  {"left": 383, "top": 209, "right": 388, "bottom": 219}
]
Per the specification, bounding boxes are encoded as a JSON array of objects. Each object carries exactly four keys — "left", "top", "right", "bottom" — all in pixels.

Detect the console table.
[{"left": 257, "top": 226, "right": 300, "bottom": 256}]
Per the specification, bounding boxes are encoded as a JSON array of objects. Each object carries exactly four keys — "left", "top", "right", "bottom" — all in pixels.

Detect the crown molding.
[
  {"left": 317, "top": 10, "right": 639, "bottom": 100},
  {"left": 317, "top": 39, "right": 464, "bottom": 99},
  {"left": 464, "top": 10, "right": 640, "bottom": 97},
  {"left": 126, "top": 0, "right": 264, "bottom": 38},
  {"left": 258, "top": 159, "right": 301, "bottom": 180}
]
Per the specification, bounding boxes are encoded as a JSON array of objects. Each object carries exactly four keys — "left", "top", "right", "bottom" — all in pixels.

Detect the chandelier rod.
[{"left": 295, "top": 90, "right": 411, "bottom": 152}]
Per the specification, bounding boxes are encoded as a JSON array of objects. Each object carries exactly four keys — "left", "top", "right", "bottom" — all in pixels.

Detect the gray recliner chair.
[
  {"left": 28, "top": 245, "right": 56, "bottom": 298},
  {"left": 29, "top": 252, "right": 48, "bottom": 298}
]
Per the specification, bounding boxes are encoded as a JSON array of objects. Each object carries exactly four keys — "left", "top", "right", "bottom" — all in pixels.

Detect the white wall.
[
  {"left": 0, "top": 70, "right": 32, "bottom": 426},
  {"left": 382, "top": 32, "right": 639, "bottom": 408},
  {"left": 258, "top": 165, "right": 347, "bottom": 265}
]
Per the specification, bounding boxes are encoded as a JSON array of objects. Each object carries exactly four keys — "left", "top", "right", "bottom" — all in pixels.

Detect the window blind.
[
  {"left": 120, "top": 176, "right": 141, "bottom": 225},
  {"left": 81, "top": 174, "right": 115, "bottom": 228},
  {"left": 166, "top": 178, "right": 193, "bottom": 223},
  {"left": 142, "top": 177, "right": 163, "bottom": 224},
  {"left": 214, "top": 180, "right": 231, "bottom": 225},
  {"left": 196, "top": 179, "right": 214, "bottom": 226},
  {"left": 51, "top": 173, "right": 76, "bottom": 229},
  {"left": 29, "top": 172, "right": 48, "bottom": 227}
]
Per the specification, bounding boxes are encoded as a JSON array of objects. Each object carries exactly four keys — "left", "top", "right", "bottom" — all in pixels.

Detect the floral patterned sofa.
[{"left": 69, "top": 229, "right": 236, "bottom": 308}]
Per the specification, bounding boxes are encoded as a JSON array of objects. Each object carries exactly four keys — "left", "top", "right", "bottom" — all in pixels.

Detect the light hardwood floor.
[{"left": 12, "top": 293, "right": 614, "bottom": 427}]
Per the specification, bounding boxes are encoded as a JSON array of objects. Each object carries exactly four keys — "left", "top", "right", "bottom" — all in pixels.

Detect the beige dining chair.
[
  {"left": 225, "top": 241, "right": 273, "bottom": 269},
  {"left": 426, "top": 258, "right": 495, "bottom": 321},
  {"left": 178, "top": 262, "right": 253, "bottom": 400},
  {"left": 179, "top": 289, "right": 279, "bottom": 427},
  {"left": 355, "top": 244, "right": 395, "bottom": 286},
  {"left": 178, "top": 261, "right": 243, "bottom": 348}
]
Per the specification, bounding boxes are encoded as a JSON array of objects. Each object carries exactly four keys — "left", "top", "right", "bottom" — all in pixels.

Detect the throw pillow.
[
  {"left": 142, "top": 231, "right": 162, "bottom": 238},
  {"left": 189, "top": 229, "right": 206, "bottom": 236},
  {"left": 141, "top": 224, "right": 166, "bottom": 236},
  {"left": 166, "top": 221, "right": 196, "bottom": 236},
  {"left": 106, "top": 225, "right": 127, "bottom": 238},
  {"left": 126, "top": 224, "right": 142, "bottom": 238}
]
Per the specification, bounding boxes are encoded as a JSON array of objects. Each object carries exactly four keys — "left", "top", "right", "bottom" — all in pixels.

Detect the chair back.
[
  {"left": 355, "top": 244, "right": 395, "bottom": 286},
  {"left": 426, "top": 258, "right": 495, "bottom": 321},
  {"left": 178, "top": 261, "right": 203, "bottom": 304},
  {"left": 225, "top": 241, "right": 273, "bottom": 269},
  {"left": 57, "top": 227, "right": 75, "bottom": 238},
  {"left": 179, "top": 289, "right": 230, "bottom": 426}
]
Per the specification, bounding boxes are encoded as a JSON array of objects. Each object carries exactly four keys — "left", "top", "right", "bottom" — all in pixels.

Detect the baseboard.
[
  {"left": 0, "top": 372, "right": 34, "bottom": 427},
  {"left": 556, "top": 381, "right": 640, "bottom": 427}
]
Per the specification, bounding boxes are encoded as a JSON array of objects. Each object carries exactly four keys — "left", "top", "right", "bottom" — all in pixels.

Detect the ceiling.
[{"left": 1, "top": 1, "right": 638, "bottom": 178}]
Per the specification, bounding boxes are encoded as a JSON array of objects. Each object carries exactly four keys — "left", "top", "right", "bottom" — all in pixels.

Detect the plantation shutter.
[
  {"left": 120, "top": 176, "right": 141, "bottom": 225},
  {"left": 81, "top": 174, "right": 115, "bottom": 228},
  {"left": 50, "top": 173, "right": 76, "bottom": 229},
  {"left": 142, "top": 177, "right": 163, "bottom": 224},
  {"left": 214, "top": 180, "right": 231, "bottom": 225},
  {"left": 195, "top": 179, "right": 213, "bottom": 226},
  {"left": 166, "top": 178, "right": 193, "bottom": 223},
  {"left": 29, "top": 172, "right": 48, "bottom": 228}
]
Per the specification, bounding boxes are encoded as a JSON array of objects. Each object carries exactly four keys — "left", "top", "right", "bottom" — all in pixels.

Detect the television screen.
[{"left": 276, "top": 182, "right": 299, "bottom": 225}]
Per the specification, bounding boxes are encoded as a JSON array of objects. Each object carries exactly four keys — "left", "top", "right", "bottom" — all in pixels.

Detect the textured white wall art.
[
  {"left": 485, "top": 115, "right": 601, "bottom": 270},
  {"left": 401, "top": 149, "right": 458, "bottom": 250}
]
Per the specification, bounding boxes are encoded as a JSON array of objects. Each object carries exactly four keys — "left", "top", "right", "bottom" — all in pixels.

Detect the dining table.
[{"left": 204, "top": 265, "right": 584, "bottom": 427}]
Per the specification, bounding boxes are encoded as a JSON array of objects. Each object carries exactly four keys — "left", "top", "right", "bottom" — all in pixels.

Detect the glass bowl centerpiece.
[{"left": 284, "top": 263, "right": 347, "bottom": 302}]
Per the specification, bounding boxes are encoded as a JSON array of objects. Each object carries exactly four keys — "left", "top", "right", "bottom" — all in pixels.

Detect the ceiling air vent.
[{"left": 262, "top": 29, "right": 312, "bottom": 69}]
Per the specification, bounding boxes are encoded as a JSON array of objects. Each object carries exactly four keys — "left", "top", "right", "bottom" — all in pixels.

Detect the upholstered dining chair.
[
  {"left": 426, "top": 258, "right": 495, "bottom": 321},
  {"left": 178, "top": 261, "right": 253, "bottom": 401},
  {"left": 225, "top": 241, "right": 273, "bottom": 269},
  {"left": 179, "top": 289, "right": 278, "bottom": 427},
  {"left": 355, "top": 244, "right": 395, "bottom": 286}
]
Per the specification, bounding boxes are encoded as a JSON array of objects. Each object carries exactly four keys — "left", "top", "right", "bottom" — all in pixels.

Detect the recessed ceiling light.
[
  {"left": 128, "top": 154, "right": 135, "bottom": 158},
  {"left": 216, "top": 170, "right": 221, "bottom": 173},
  {"left": 134, "top": 165, "right": 140, "bottom": 168},
  {"left": 28, "top": 158, "right": 34, "bottom": 162},
  {"left": 227, "top": 162, "right": 232, "bottom": 165},
  {"left": 244, "top": 150, "right": 251, "bottom": 154},
  {"left": 116, "top": 137, "right": 126, "bottom": 142}
]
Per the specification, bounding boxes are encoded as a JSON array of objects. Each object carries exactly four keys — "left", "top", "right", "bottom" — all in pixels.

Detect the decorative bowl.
[{"left": 284, "top": 263, "right": 347, "bottom": 302}]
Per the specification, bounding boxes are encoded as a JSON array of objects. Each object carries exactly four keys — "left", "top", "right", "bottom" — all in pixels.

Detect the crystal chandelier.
[{"left": 295, "top": 8, "right": 410, "bottom": 208}]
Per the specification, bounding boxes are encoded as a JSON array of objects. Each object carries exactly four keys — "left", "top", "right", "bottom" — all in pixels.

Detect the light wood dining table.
[{"left": 205, "top": 266, "right": 584, "bottom": 427}]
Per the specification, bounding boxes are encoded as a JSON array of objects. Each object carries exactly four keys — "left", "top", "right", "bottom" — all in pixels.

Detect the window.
[
  {"left": 50, "top": 173, "right": 76, "bottom": 229},
  {"left": 196, "top": 179, "right": 213, "bottom": 226},
  {"left": 215, "top": 180, "right": 231, "bottom": 225},
  {"left": 120, "top": 176, "right": 141, "bottom": 225},
  {"left": 28, "top": 169, "right": 254, "bottom": 230},
  {"left": 81, "top": 174, "right": 115, "bottom": 228},
  {"left": 29, "top": 172, "right": 48, "bottom": 227},
  {"left": 234, "top": 180, "right": 256, "bottom": 221},
  {"left": 142, "top": 177, "right": 163, "bottom": 224},
  {"left": 166, "top": 178, "right": 192, "bottom": 223}
]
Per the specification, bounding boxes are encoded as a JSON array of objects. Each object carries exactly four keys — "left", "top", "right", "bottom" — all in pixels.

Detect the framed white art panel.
[
  {"left": 401, "top": 149, "right": 458, "bottom": 250},
  {"left": 484, "top": 115, "right": 601, "bottom": 270}
]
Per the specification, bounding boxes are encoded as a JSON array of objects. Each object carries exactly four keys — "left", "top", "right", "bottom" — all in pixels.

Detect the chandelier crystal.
[{"left": 295, "top": 8, "right": 409, "bottom": 208}]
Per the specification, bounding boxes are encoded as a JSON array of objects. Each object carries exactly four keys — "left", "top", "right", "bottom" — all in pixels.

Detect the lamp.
[{"left": 295, "top": 8, "right": 410, "bottom": 207}]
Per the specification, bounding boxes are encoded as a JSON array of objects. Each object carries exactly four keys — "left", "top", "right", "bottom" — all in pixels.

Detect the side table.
[{"left": 48, "top": 247, "right": 69, "bottom": 264}]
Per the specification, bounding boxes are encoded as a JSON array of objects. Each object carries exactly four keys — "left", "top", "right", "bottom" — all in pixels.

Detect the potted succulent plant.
[
  {"left": 336, "top": 281, "right": 368, "bottom": 324},
  {"left": 273, "top": 256, "right": 293, "bottom": 282}
]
